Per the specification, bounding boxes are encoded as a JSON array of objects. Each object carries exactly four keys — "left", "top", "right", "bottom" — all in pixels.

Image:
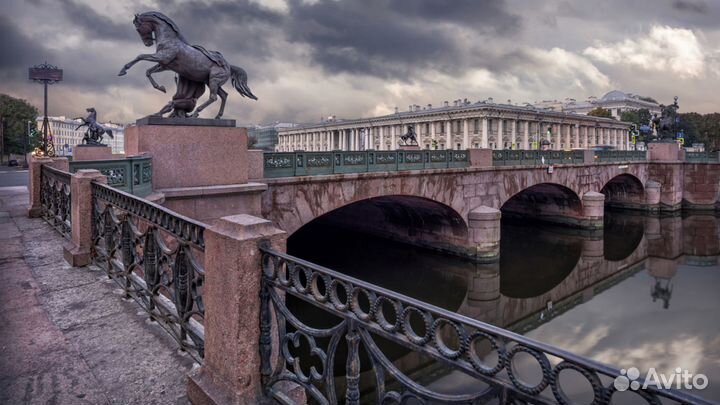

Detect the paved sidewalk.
[{"left": 0, "top": 186, "right": 196, "bottom": 405}]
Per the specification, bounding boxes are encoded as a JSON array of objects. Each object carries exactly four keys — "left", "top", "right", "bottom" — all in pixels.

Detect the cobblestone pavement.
[{"left": 0, "top": 186, "right": 196, "bottom": 405}]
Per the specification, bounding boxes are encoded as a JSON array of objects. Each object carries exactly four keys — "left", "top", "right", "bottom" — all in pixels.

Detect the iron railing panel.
[
  {"left": 259, "top": 246, "right": 713, "bottom": 405},
  {"left": 91, "top": 182, "right": 206, "bottom": 360},
  {"left": 40, "top": 165, "right": 72, "bottom": 239}
]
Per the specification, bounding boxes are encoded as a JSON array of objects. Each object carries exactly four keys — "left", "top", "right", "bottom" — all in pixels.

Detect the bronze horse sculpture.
[
  {"left": 118, "top": 11, "right": 257, "bottom": 119},
  {"left": 399, "top": 125, "right": 419, "bottom": 146},
  {"left": 75, "top": 108, "right": 114, "bottom": 146}
]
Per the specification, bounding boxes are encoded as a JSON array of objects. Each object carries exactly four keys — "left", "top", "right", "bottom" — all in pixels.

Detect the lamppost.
[{"left": 28, "top": 62, "right": 63, "bottom": 157}]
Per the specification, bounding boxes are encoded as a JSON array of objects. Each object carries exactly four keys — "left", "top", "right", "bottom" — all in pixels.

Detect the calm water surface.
[{"left": 288, "top": 212, "right": 720, "bottom": 402}]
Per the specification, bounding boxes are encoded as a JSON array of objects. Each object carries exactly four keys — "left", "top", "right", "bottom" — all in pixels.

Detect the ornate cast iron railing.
[
  {"left": 91, "top": 181, "right": 206, "bottom": 360},
  {"left": 258, "top": 246, "right": 712, "bottom": 405},
  {"left": 263, "top": 149, "right": 470, "bottom": 178},
  {"left": 40, "top": 165, "right": 72, "bottom": 238},
  {"left": 70, "top": 155, "right": 153, "bottom": 197}
]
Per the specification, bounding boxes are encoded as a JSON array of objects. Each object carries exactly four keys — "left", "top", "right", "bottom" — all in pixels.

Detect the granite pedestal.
[{"left": 73, "top": 145, "right": 113, "bottom": 161}]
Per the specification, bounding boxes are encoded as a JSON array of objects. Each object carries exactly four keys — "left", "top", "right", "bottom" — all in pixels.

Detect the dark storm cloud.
[
  {"left": 0, "top": 15, "right": 55, "bottom": 78},
  {"left": 283, "top": 0, "right": 520, "bottom": 79},
  {"left": 56, "top": 0, "right": 135, "bottom": 41},
  {"left": 672, "top": 0, "right": 708, "bottom": 13},
  {"left": 387, "top": 0, "right": 520, "bottom": 34},
  {"left": 156, "top": 0, "right": 285, "bottom": 61}
]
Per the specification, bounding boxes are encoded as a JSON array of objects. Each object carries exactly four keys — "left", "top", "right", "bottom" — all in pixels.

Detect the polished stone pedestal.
[
  {"left": 124, "top": 122, "right": 248, "bottom": 189},
  {"left": 73, "top": 145, "right": 113, "bottom": 161}
]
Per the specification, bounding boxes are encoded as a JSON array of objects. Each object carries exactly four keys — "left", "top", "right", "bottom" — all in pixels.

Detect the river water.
[{"left": 287, "top": 212, "right": 720, "bottom": 403}]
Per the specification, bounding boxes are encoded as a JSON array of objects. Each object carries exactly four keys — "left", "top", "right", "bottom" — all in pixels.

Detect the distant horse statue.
[
  {"left": 118, "top": 11, "right": 257, "bottom": 119},
  {"left": 651, "top": 96, "right": 680, "bottom": 140},
  {"left": 399, "top": 125, "right": 418, "bottom": 146},
  {"left": 75, "top": 108, "right": 114, "bottom": 146}
]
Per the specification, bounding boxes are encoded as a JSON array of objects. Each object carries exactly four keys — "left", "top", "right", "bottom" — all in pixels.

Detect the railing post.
[
  {"left": 468, "top": 149, "right": 492, "bottom": 168},
  {"left": 63, "top": 169, "right": 107, "bottom": 267},
  {"left": 188, "top": 214, "right": 286, "bottom": 405},
  {"left": 28, "top": 156, "right": 69, "bottom": 218}
]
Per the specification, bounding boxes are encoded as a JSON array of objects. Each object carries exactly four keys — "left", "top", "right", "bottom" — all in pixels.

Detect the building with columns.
[
  {"left": 37, "top": 116, "right": 125, "bottom": 155},
  {"left": 276, "top": 100, "right": 632, "bottom": 152}
]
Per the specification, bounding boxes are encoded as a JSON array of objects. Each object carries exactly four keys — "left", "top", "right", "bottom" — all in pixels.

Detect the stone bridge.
[
  {"left": 256, "top": 151, "right": 715, "bottom": 260},
  {"left": 146, "top": 141, "right": 719, "bottom": 262}
]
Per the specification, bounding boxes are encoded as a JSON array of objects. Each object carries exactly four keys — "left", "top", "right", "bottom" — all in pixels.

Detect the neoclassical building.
[
  {"left": 38, "top": 116, "right": 125, "bottom": 155},
  {"left": 560, "top": 90, "right": 661, "bottom": 119},
  {"left": 276, "top": 101, "right": 632, "bottom": 152}
]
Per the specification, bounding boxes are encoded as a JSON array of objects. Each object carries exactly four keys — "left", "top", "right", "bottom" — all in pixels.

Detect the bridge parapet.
[{"left": 263, "top": 149, "right": 472, "bottom": 178}]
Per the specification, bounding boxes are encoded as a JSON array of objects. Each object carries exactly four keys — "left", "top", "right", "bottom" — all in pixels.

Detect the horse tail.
[
  {"left": 230, "top": 65, "right": 258, "bottom": 100},
  {"left": 106, "top": 129, "right": 114, "bottom": 139}
]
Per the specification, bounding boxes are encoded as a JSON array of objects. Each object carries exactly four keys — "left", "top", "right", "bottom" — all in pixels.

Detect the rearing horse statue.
[{"left": 118, "top": 11, "right": 257, "bottom": 119}]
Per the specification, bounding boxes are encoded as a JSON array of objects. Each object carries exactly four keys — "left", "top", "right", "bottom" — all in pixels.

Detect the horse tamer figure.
[
  {"left": 75, "top": 108, "right": 114, "bottom": 146},
  {"left": 651, "top": 96, "right": 680, "bottom": 141},
  {"left": 118, "top": 11, "right": 258, "bottom": 119},
  {"left": 399, "top": 125, "right": 419, "bottom": 146}
]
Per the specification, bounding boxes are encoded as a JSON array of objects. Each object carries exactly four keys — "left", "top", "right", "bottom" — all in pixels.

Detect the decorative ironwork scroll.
[
  {"left": 91, "top": 182, "right": 206, "bottom": 360},
  {"left": 40, "top": 165, "right": 71, "bottom": 238},
  {"left": 259, "top": 246, "right": 713, "bottom": 405}
]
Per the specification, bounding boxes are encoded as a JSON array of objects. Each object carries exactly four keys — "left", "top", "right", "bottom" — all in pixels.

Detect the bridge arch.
[
  {"left": 601, "top": 173, "right": 645, "bottom": 208},
  {"left": 500, "top": 183, "right": 584, "bottom": 225},
  {"left": 287, "top": 195, "right": 470, "bottom": 257}
]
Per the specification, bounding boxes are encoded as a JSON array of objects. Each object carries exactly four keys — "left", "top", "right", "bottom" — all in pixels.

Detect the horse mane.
[{"left": 139, "top": 11, "right": 189, "bottom": 44}]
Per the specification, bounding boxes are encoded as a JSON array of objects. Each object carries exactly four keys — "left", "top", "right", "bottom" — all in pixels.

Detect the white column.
[
  {"left": 482, "top": 118, "right": 489, "bottom": 149},
  {"left": 463, "top": 119, "right": 469, "bottom": 149},
  {"left": 498, "top": 119, "right": 504, "bottom": 149},
  {"left": 367, "top": 127, "right": 372, "bottom": 150},
  {"left": 445, "top": 120, "right": 452, "bottom": 149},
  {"left": 564, "top": 125, "right": 571, "bottom": 150},
  {"left": 573, "top": 124, "right": 579, "bottom": 149},
  {"left": 523, "top": 121, "right": 530, "bottom": 149},
  {"left": 511, "top": 120, "right": 517, "bottom": 149},
  {"left": 431, "top": 120, "right": 436, "bottom": 142}
]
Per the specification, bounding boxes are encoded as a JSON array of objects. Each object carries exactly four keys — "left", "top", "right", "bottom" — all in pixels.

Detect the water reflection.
[{"left": 286, "top": 212, "right": 720, "bottom": 402}]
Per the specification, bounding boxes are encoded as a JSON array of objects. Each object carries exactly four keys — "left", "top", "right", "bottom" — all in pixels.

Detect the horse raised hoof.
[
  {"left": 118, "top": 69, "right": 127, "bottom": 76},
  {"left": 155, "top": 85, "right": 166, "bottom": 93}
]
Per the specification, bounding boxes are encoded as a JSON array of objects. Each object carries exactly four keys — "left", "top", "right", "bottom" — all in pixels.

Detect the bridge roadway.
[{"left": 0, "top": 186, "right": 195, "bottom": 405}]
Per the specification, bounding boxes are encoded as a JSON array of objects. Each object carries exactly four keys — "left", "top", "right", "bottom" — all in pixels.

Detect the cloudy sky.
[{"left": 1, "top": 0, "right": 719, "bottom": 125}]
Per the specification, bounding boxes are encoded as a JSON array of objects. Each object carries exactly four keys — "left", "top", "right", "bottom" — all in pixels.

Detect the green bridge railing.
[
  {"left": 492, "top": 150, "right": 584, "bottom": 166},
  {"left": 593, "top": 150, "right": 647, "bottom": 162},
  {"left": 69, "top": 155, "right": 153, "bottom": 197},
  {"left": 263, "top": 149, "right": 470, "bottom": 178},
  {"left": 492, "top": 149, "right": 646, "bottom": 166},
  {"left": 686, "top": 151, "right": 720, "bottom": 163}
]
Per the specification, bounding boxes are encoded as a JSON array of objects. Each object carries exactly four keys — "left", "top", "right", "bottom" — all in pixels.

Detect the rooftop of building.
[{"left": 280, "top": 98, "right": 628, "bottom": 132}]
